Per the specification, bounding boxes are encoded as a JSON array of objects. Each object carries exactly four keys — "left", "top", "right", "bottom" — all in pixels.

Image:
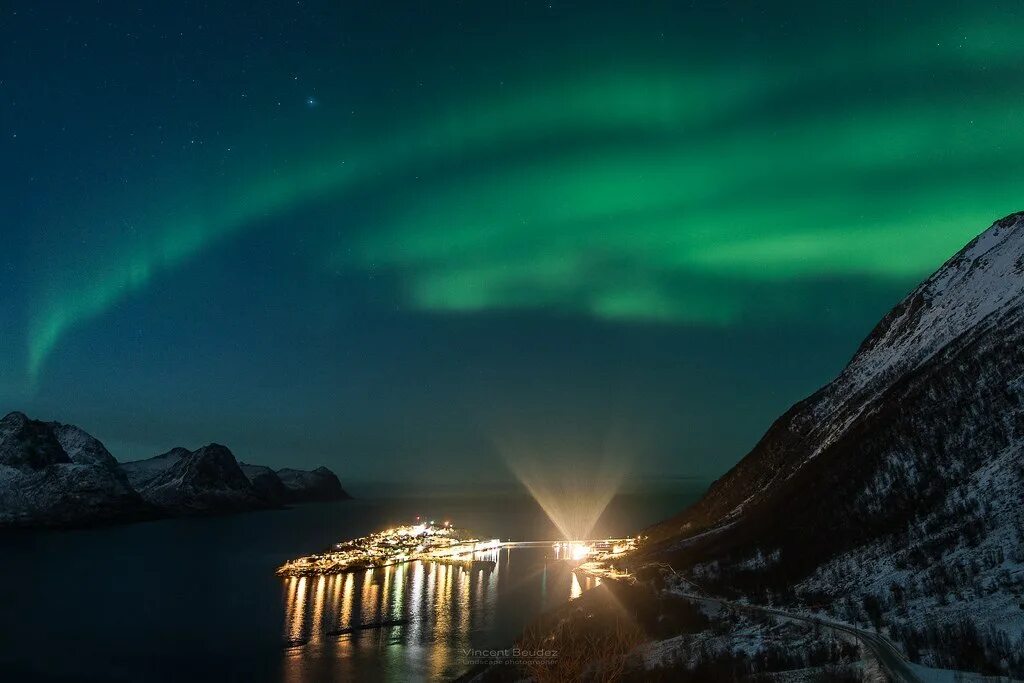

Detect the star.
[{"left": 306, "top": 96, "right": 318, "bottom": 108}]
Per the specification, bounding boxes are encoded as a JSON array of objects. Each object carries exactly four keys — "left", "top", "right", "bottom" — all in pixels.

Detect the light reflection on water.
[
  {"left": 0, "top": 489, "right": 703, "bottom": 682},
  {"left": 281, "top": 548, "right": 600, "bottom": 681}
]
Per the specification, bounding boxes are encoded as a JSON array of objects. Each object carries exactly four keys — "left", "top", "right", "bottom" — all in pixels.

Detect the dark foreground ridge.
[{"left": 634, "top": 210, "right": 1024, "bottom": 676}]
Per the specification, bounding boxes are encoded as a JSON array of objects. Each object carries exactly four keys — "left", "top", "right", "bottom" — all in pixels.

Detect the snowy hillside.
[
  {"left": 276, "top": 466, "right": 351, "bottom": 502},
  {"left": 643, "top": 212, "right": 1024, "bottom": 677},
  {"left": 0, "top": 412, "right": 149, "bottom": 527},
  {"left": 239, "top": 462, "right": 288, "bottom": 503},
  {"left": 122, "top": 444, "right": 268, "bottom": 514},
  {"left": 49, "top": 422, "right": 121, "bottom": 469},
  {"left": 120, "top": 447, "right": 191, "bottom": 490}
]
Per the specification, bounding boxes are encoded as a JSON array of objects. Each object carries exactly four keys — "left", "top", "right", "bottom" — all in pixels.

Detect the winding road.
[
  {"left": 675, "top": 592, "right": 924, "bottom": 682},
  {"left": 582, "top": 562, "right": 925, "bottom": 682}
]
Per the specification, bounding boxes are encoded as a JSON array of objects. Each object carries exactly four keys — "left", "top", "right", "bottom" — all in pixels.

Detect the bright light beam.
[{"left": 500, "top": 435, "right": 630, "bottom": 542}]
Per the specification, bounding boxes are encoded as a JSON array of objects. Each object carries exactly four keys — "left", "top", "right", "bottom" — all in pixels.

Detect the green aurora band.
[{"left": 25, "top": 12, "right": 1024, "bottom": 382}]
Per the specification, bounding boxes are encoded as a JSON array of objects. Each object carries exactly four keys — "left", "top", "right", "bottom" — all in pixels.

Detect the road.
[
  {"left": 581, "top": 562, "right": 924, "bottom": 682},
  {"left": 690, "top": 595, "right": 924, "bottom": 682}
]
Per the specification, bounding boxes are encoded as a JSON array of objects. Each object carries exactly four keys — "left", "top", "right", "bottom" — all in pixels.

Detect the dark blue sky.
[{"left": 3, "top": 1, "right": 1022, "bottom": 483}]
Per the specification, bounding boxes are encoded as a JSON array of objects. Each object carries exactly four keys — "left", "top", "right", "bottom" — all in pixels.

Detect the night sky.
[{"left": 3, "top": 1, "right": 1023, "bottom": 484}]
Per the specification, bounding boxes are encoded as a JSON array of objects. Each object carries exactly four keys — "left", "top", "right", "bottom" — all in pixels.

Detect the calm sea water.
[{"left": 0, "top": 482, "right": 704, "bottom": 682}]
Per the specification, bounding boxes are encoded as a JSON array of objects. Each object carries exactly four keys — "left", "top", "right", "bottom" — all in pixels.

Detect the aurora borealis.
[{"left": 4, "top": 1, "right": 1024, "bottom": 480}]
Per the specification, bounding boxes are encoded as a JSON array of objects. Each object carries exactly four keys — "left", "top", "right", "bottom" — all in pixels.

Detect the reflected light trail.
[
  {"left": 279, "top": 547, "right": 608, "bottom": 680},
  {"left": 409, "top": 561, "right": 425, "bottom": 641},
  {"left": 361, "top": 569, "right": 377, "bottom": 623},
  {"left": 287, "top": 577, "right": 308, "bottom": 644},
  {"left": 310, "top": 576, "right": 327, "bottom": 641},
  {"left": 392, "top": 563, "right": 405, "bottom": 618},
  {"left": 340, "top": 573, "right": 355, "bottom": 629},
  {"left": 381, "top": 566, "right": 392, "bottom": 619},
  {"left": 570, "top": 572, "right": 584, "bottom": 601},
  {"left": 457, "top": 568, "right": 471, "bottom": 649}
]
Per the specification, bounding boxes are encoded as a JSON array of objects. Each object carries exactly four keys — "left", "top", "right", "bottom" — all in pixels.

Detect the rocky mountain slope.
[
  {"left": 277, "top": 466, "right": 351, "bottom": 502},
  {"left": 643, "top": 212, "right": 1024, "bottom": 676},
  {"left": 0, "top": 412, "right": 149, "bottom": 527},
  {"left": 238, "top": 463, "right": 352, "bottom": 504},
  {"left": 120, "top": 444, "right": 268, "bottom": 514},
  {"left": 239, "top": 463, "right": 288, "bottom": 503},
  {"left": 1, "top": 414, "right": 351, "bottom": 528}
]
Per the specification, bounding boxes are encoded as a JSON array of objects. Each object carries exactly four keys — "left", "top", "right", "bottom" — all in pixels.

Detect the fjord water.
[{"left": 0, "top": 482, "right": 703, "bottom": 682}]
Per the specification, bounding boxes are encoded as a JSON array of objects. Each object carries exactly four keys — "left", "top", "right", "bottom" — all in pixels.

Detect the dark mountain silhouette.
[{"left": 1, "top": 413, "right": 351, "bottom": 527}]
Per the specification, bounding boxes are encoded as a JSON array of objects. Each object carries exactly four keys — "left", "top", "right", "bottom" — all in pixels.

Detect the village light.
[
  {"left": 278, "top": 520, "right": 637, "bottom": 578},
  {"left": 570, "top": 543, "right": 591, "bottom": 561}
]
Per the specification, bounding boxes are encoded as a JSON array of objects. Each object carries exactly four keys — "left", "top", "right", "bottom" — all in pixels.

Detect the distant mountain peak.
[
  {"left": 48, "top": 421, "right": 119, "bottom": 469},
  {"left": 1, "top": 415, "right": 352, "bottom": 527},
  {"left": 276, "top": 466, "right": 351, "bottom": 502},
  {"left": 0, "top": 410, "right": 71, "bottom": 471},
  {"left": 157, "top": 447, "right": 192, "bottom": 459},
  {"left": 166, "top": 444, "right": 252, "bottom": 491}
]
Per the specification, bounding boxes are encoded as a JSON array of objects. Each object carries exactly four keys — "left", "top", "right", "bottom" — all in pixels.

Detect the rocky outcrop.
[
  {"left": 122, "top": 444, "right": 270, "bottom": 514},
  {"left": 239, "top": 463, "right": 288, "bottom": 504},
  {"left": 0, "top": 412, "right": 150, "bottom": 527},
  {"left": 276, "top": 466, "right": 352, "bottom": 503}
]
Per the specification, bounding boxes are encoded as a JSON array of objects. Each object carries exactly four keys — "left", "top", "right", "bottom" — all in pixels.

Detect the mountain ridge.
[
  {"left": 650, "top": 211, "right": 1024, "bottom": 539},
  {"left": 0, "top": 413, "right": 352, "bottom": 528},
  {"left": 640, "top": 211, "right": 1024, "bottom": 675}
]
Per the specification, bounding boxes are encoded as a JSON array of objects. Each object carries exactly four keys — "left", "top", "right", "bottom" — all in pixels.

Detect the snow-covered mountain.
[
  {"left": 239, "top": 463, "right": 288, "bottom": 503},
  {"left": 644, "top": 212, "right": 1024, "bottom": 675},
  {"left": 0, "top": 414, "right": 352, "bottom": 527},
  {"left": 49, "top": 421, "right": 122, "bottom": 469},
  {"left": 120, "top": 446, "right": 353, "bottom": 513},
  {"left": 276, "top": 466, "right": 351, "bottom": 502},
  {"left": 120, "top": 444, "right": 269, "bottom": 514},
  {"left": 119, "top": 447, "right": 192, "bottom": 491},
  {"left": 0, "top": 412, "right": 150, "bottom": 527}
]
